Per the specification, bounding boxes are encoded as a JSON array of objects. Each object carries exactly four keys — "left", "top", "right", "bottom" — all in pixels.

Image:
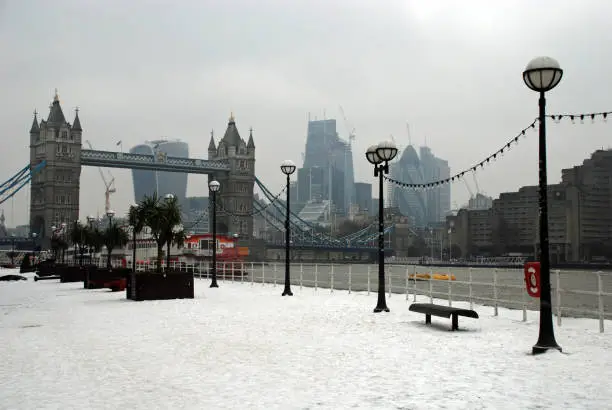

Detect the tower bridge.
[{"left": 13, "top": 91, "right": 382, "bottom": 255}]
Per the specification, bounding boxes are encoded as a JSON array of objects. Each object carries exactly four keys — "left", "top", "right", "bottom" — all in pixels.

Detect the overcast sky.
[{"left": 1, "top": 0, "right": 611, "bottom": 227}]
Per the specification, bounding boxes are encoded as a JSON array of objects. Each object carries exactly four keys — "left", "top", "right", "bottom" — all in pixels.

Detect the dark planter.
[
  {"left": 86, "top": 267, "right": 131, "bottom": 289},
  {"left": 36, "top": 259, "right": 57, "bottom": 277},
  {"left": 128, "top": 271, "right": 194, "bottom": 301},
  {"left": 59, "top": 265, "right": 85, "bottom": 283}
]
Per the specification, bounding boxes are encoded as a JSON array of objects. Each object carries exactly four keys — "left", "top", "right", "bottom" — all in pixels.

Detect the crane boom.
[{"left": 85, "top": 140, "right": 117, "bottom": 213}]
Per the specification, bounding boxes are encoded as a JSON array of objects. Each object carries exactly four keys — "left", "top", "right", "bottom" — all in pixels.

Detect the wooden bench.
[{"left": 409, "top": 303, "right": 479, "bottom": 331}]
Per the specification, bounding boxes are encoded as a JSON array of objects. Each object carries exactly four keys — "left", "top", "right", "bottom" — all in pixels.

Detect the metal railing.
[{"left": 81, "top": 259, "right": 612, "bottom": 333}]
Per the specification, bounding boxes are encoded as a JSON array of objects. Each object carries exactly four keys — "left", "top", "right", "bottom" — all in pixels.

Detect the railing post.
[
  {"left": 493, "top": 268, "right": 499, "bottom": 316},
  {"left": 240, "top": 262, "right": 244, "bottom": 283},
  {"left": 273, "top": 263, "right": 277, "bottom": 286},
  {"left": 556, "top": 269, "right": 562, "bottom": 327},
  {"left": 468, "top": 267, "right": 473, "bottom": 311},
  {"left": 251, "top": 262, "right": 254, "bottom": 286},
  {"left": 388, "top": 265, "right": 392, "bottom": 299},
  {"left": 231, "top": 263, "right": 235, "bottom": 283},
  {"left": 262, "top": 261, "right": 265, "bottom": 285},
  {"left": 315, "top": 264, "right": 318, "bottom": 291},
  {"left": 447, "top": 268, "right": 452, "bottom": 307},
  {"left": 598, "top": 271, "right": 605, "bottom": 333},
  {"left": 299, "top": 264, "right": 303, "bottom": 290},
  {"left": 348, "top": 264, "right": 352, "bottom": 294},
  {"left": 522, "top": 277, "right": 527, "bottom": 322},
  {"left": 428, "top": 276, "right": 433, "bottom": 304},
  {"left": 330, "top": 264, "right": 334, "bottom": 293},
  {"left": 367, "top": 265, "right": 371, "bottom": 295},
  {"left": 412, "top": 265, "right": 417, "bottom": 302},
  {"left": 405, "top": 265, "right": 409, "bottom": 301}
]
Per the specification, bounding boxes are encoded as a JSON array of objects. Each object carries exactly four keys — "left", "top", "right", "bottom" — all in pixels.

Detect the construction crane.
[
  {"left": 85, "top": 140, "right": 116, "bottom": 213},
  {"left": 338, "top": 105, "right": 356, "bottom": 146}
]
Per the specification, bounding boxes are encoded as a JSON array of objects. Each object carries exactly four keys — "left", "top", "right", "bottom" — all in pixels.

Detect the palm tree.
[
  {"left": 139, "top": 193, "right": 183, "bottom": 272},
  {"left": 103, "top": 223, "right": 129, "bottom": 269},
  {"left": 140, "top": 194, "right": 166, "bottom": 272},
  {"left": 128, "top": 204, "right": 145, "bottom": 272},
  {"left": 85, "top": 226, "right": 104, "bottom": 265},
  {"left": 160, "top": 195, "right": 183, "bottom": 271},
  {"left": 69, "top": 221, "right": 88, "bottom": 266}
]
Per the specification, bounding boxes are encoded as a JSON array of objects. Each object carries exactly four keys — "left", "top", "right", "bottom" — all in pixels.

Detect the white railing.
[{"left": 79, "top": 259, "right": 612, "bottom": 333}]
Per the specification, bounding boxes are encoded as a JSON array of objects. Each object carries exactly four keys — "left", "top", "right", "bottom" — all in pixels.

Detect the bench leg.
[
  {"left": 425, "top": 314, "right": 431, "bottom": 325},
  {"left": 452, "top": 313, "right": 458, "bottom": 331}
]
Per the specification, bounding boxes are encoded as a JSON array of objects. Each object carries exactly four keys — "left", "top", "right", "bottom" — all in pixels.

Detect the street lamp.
[
  {"left": 208, "top": 180, "right": 220, "bottom": 288},
  {"left": 129, "top": 205, "right": 138, "bottom": 273},
  {"left": 164, "top": 194, "right": 175, "bottom": 270},
  {"left": 105, "top": 210, "right": 115, "bottom": 268},
  {"left": 523, "top": 56, "right": 563, "bottom": 355},
  {"left": 366, "top": 140, "right": 398, "bottom": 313},
  {"left": 87, "top": 215, "right": 95, "bottom": 264},
  {"left": 280, "top": 159, "right": 297, "bottom": 296},
  {"left": 10, "top": 233, "right": 15, "bottom": 265}
]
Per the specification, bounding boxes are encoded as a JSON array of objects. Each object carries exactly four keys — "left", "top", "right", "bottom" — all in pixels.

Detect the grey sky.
[{"left": 1, "top": 0, "right": 611, "bottom": 227}]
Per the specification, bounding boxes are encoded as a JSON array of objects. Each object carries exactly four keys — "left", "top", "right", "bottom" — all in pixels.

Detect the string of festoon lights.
[{"left": 383, "top": 110, "right": 612, "bottom": 191}]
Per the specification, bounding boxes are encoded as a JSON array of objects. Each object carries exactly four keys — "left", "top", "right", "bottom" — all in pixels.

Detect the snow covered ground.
[{"left": 1, "top": 269, "right": 611, "bottom": 410}]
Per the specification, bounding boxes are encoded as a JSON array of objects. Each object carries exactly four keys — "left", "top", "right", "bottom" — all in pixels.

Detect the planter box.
[
  {"left": 59, "top": 265, "right": 85, "bottom": 283},
  {"left": 84, "top": 267, "right": 131, "bottom": 289},
  {"left": 128, "top": 271, "right": 194, "bottom": 301},
  {"left": 36, "top": 260, "right": 57, "bottom": 277}
]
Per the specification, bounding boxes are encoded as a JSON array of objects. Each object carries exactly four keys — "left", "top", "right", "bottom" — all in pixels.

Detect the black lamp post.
[
  {"left": 106, "top": 210, "right": 115, "bottom": 269},
  {"left": 10, "top": 234, "right": 15, "bottom": 265},
  {"left": 523, "top": 56, "right": 563, "bottom": 355},
  {"left": 164, "top": 194, "right": 176, "bottom": 271},
  {"left": 280, "top": 159, "right": 297, "bottom": 296},
  {"left": 208, "top": 180, "right": 220, "bottom": 288},
  {"left": 129, "top": 205, "right": 138, "bottom": 273},
  {"left": 87, "top": 215, "right": 95, "bottom": 264},
  {"left": 366, "top": 141, "right": 398, "bottom": 313}
]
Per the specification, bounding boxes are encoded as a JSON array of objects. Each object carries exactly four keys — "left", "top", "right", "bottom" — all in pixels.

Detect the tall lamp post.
[
  {"left": 87, "top": 215, "right": 95, "bottom": 264},
  {"left": 129, "top": 205, "right": 138, "bottom": 273},
  {"left": 164, "top": 194, "right": 175, "bottom": 270},
  {"left": 280, "top": 159, "right": 297, "bottom": 296},
  {"left": 208, "top": 180, "right": 220, "bottom": 288},
  {"left": 366, "top": 141, "right": 398, "bottom": 313},
  {"left": 106, "top": 210, "right": 115, "bottom": 269},
  {"left": 10, "top": 233, "right": 16, "bottom": 266},
  {"left": 523, "top": 56, "right": 563, "bottom": 354}
]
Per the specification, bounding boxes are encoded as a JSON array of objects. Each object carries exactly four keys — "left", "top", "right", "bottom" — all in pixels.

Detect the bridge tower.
[
  {"left": 208, "top": 114, "right": 255, "bottom": 238},
  {"left": 29, "top": 90, "right": 82, "bottom": 244}
]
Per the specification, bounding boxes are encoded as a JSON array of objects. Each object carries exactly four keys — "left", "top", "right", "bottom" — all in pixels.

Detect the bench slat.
[{"left": 409, "top": 303, "right": 479, "bottom": 319}]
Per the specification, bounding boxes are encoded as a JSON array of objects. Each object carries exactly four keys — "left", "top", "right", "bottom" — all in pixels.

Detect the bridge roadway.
[
  {"left": 211, "top": 263, "right": 612, "bottom": 320},
  {"left": 80, "top": 149, "right": 230, "bottom": 174}
]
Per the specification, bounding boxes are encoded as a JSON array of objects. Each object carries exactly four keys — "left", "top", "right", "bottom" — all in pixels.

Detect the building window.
[{"left": 62, "top": 131, "right": 68, "bottom": 139}]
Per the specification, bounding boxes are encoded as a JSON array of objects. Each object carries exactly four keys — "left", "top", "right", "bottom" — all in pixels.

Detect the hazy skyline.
[{"left": 1, "top": 0, "right": 611, "bottom": 228}]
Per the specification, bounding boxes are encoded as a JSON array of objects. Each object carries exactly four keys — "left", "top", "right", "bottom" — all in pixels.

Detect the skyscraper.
[
  {"left": 390, "top": 145, "right": 451, "bottom": 227},
  {"left": 130, "top": 139, "right": 189, "bottom": 204},
  {"left": 299, "top": 119, "right": 355, "bottom": 215}
]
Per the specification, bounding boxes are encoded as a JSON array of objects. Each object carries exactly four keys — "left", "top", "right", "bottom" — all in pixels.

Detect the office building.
[{"left": 130, "top": 139, "right": 189, "bottom": 205}]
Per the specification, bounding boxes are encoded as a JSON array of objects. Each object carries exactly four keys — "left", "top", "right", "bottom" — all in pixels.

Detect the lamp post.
[
  {"left": 164, "top": 194, "right": 175, "bottom": 270},
  {"left": 31, "top": 232, "right": 37, "bottom": 258},
  {"left": 366, "top": 140, "right": 398, "bottom": 313},
  {"left": 106, "top": 210, "right": 115, "bottom": 268},
  {"left": 60, "top": 222, "right": 67, "bottom": 263},
  {"left": 129, "top": 205, "right": 138, "bottom": 273},
  {"left": 448, "top": 221, "right": 455, "bottom": 261},
  {"left": 523, "top": 56, "right": 563, "bottom": 354},
  {"left": 429, "top": 227, "right": 434, "bottom": 264},
  {"left": 208, "top": 180, "right": 220, "bottom": 288},
  {"left": 87, "top": 215, "right": 95, "bottom": 264},
  {"left": 280, "top": 159, "right": 297, "bottom": 296},
  {"left": 10, "top": 233, "right": 15, "bottom": 266}
]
